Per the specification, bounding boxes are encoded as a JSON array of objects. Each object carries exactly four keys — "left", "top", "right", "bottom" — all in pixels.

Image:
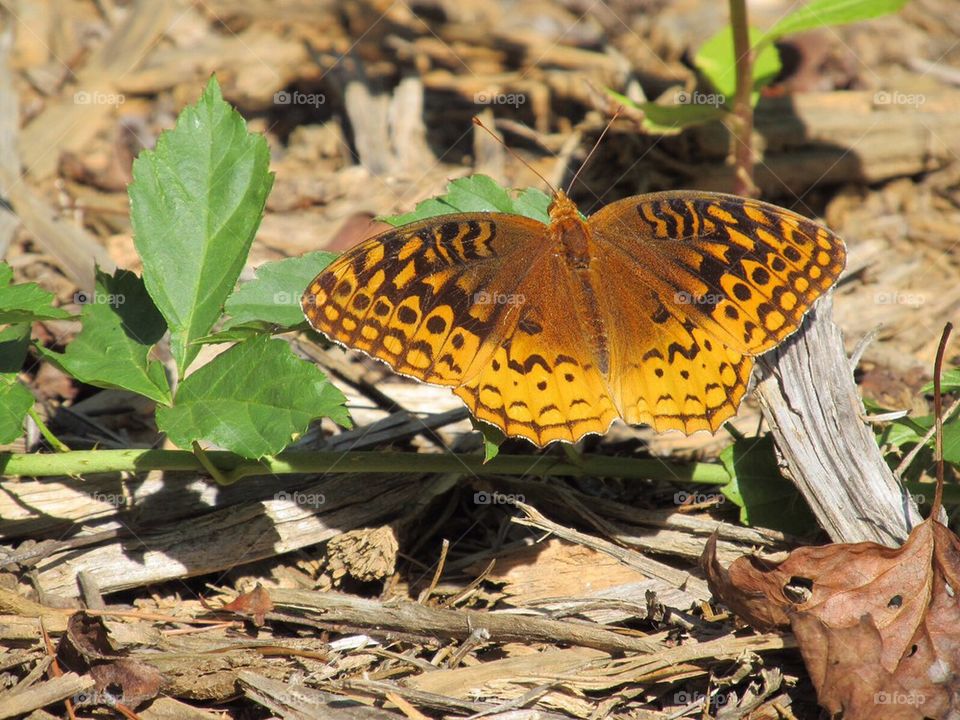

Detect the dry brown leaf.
[
  {"left": 701, "top": 518, "right": 960, "bottom": 718},
  {"left": 221, "top": 584, "right": 275, "bottom": 626},
  {"left": 87, "top": 658, "right": 163, "bottom": 709}
]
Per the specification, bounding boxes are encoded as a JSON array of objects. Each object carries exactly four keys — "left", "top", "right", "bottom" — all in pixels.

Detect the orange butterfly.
[{"left": 302, "top": 184, "right": 845, "bottom": 446}]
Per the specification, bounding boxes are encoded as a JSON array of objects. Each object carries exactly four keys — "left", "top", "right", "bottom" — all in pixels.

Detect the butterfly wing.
[
  {"left": 588, "top": 192, "right": 846, "bottom": 356},
  {"left": 590, "top": 244, "right": 754, "bottom": 433},
  {"left": 303, "top": 215, "right": 541, "bottom": 385},
  {"left": 452, "top": 250, "right": 620, "bottom": 445},
  {"left": 587, "top": 192, "right": 844, "bottom": 433},
  {"left": 303, "top": 214, "right": 621, "bottom": 446}
]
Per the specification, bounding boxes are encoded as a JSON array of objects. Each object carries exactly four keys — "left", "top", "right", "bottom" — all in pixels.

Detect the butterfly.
[{"left": 301, "top": 184, "right": 845, "bottom": 446}]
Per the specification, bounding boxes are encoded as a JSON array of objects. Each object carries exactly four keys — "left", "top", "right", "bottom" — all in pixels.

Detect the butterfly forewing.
[
  {"left": 303, "top": 213, "right": 546, "bottom": 386},
  {"left": 588, "top": 192, "right": 846, "bottom": 356}
]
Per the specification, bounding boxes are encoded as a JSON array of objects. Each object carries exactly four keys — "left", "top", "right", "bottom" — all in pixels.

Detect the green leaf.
[
  {"left": 719, "top": 435, "right": 818, "bottom": 536},
  {"left": 0, "top": 323, "right": 31, "bottom": 373},
  {"left": 607, "top": 89, "right": 727, "bottom": 135},
  {"left": 470, "top": 418, "right": 505, "bottom": 462},
  {"left": 921, "top": 368, "right": 960, "bottom": 394},
  {"left": 129, "top": 76, "right": 274, "bottom": 378},
  {"left": 38, "top": 269, "right": 171, "bottom": 405},
  {"left": 883, "top": 415, "right": 960, "bottom": 469},
  {"left": 695, "top": 26, "right": 782, "bottom": 102},
  {"left": 223, "top": 251, "right": 338, "bottom": 330},
  {"left": 763, "top": 0, "right": 909, "bottom": 43},
  {"left": 156, "top": 335, "right": 351, "bottom": 458},
  {"left": 0, "top": 262, "right": 71, "bottom": 324},
  {"left": 384, "top": 175, "right": 552, "bottom": 226},
  {"left": 0, "top": 373, "right": 33, "bottom": 444}
]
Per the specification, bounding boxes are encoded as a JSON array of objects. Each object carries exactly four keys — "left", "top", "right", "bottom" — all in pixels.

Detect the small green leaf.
[
  {"left": 384, "top": 175, "right": 552, "bottom": 226},
  {"left": 471, "top": 418, "right": 505, "bottom": 462},
  {"left": 223, "top": 252, "right": 338, "bottom": 330},
  {"left": 0, "top": 262, "right": 71, "bottom": 324},
  {"left": 129, "top": 76, "right": 274, "bottom": 378},
  {"left": 763, "top": 0, "right": 909, "bottom": 43},
  {"left": 921, "top": 368, "right": 960, "bottom": 394},
  {"left": 695, "top": 27, "right": 782, "bottom": 102},
  {"left": 883, "top": 415, "right": 960, "bottom": 470},
  {"left": 719, "top": 435, "right": 818, "bottom": 536},
  {"left": 38, "top": 269, "right": 171, "bottom": 405},
  {"left": 0, "top": 374, "right": 33, "bottom": 444},
  {"left": 156, "top": 335, "right": 351, "bottom": 458}
]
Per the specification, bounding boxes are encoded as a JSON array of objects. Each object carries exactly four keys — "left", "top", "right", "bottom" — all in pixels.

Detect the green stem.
[
  {"left": 27, "top": 408, "right": 71, "bottom": 453},
  {"left": 728, "top": 0, "right": 757, "bottom": 197},
  {"left": 0, "top": 448, "right": 730, "bottom": 485}
]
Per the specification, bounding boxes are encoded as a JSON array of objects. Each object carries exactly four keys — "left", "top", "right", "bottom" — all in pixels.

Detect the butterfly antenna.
[
  {"left": 565, "top": 106, "right": 622, "bottom": 196},
  {"left": 471, "top": 117, "right": 557, "bottom": 196}
]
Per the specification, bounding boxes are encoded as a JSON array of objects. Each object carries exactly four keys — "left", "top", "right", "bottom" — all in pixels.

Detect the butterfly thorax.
[{"left": 548, "top": 191, "right": 593, "bottom": 269}]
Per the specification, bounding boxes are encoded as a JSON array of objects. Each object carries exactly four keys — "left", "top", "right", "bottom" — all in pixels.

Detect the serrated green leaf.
[
  {"left": 37, "top": 269, "right": 171, "bottom": 405},
  {"left": 0, "top": 373, "right": 33, "bottom": 444},
  {"left": 921, "top": 368, "right": 960, "bottom": 394},
  {"left": 695, "top": 26, "right": 782, "bottom": 102},
  {"left": 156, "top": 335, "right": 351, "bottom": 458},
  {"left": 0, "top": 324, "right": 31, "bottom": 373},
  {"left": 383, "top": 175, "right": 552, "bottom": 226},
  {"left": 0, "top": 262, "right": 70, "bottom": 324},
  {"left": 129, "top": 76, "right": 274, "bottom": 378},
  {"left": 763, "top": 0, "right": 909, "bottom": 43},
  {"left": 223, "top": 251, "right": 338, "bottom": 330},
  {"left": 719, "top": 435, "right": 818, "bottom": 535}
]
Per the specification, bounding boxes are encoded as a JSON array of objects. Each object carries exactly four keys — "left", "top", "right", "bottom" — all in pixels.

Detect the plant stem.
[
  {"left": 729, "top": 0, "right": 757, "bottom": 197},
  {"left": 0, "top": 448, "right": 730, "bottom": 485}
]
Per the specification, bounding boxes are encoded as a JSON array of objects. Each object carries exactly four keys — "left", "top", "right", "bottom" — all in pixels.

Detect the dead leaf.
[
  {"left": 701, "top": 518, "right": 960, "bottom": 718},
  {"left": 61, "top": 612, "right": 121, "bottom": 661},
  {"left": 222, "top": 583, "right": 275, "bottom": 626},
  {"left": 88, "top": 658, "right": 163, "bottom": 709}
]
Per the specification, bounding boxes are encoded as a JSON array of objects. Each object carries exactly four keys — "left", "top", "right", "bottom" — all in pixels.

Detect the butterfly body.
[{"left": 303, "top": 186, "right": 845, "bottom": 446}]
